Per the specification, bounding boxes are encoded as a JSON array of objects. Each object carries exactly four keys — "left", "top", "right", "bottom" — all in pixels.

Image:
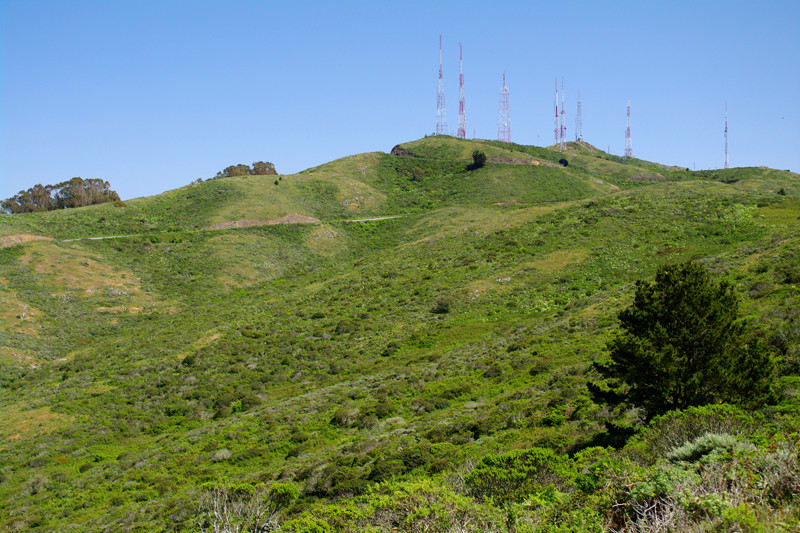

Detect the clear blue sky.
[{"left": 2, "top": 0, "right": 798, "bottom": 201}]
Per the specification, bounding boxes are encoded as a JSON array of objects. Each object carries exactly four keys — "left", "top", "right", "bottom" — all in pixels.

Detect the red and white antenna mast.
[
  {"left": 554, "top": 78, "right": 559, "bottom": 145},
  {"left": 498, "top": 72, "right": 510, "bottom": 142},
  {"left": 624, "top": 100, "right": 633, "bottom": 158},
  {"left": 436, "top": 35, "right": 448, "bottom": 135},
  {"left": 457, "top": 43, "right": 466, "bottom": 139},
  {"left": 576, "top": 88, "right": 583, "bottom": 142},
  {"left": 724, "top": 101, "right": 729, "bottom": 169},
  {"left": 559, "top": 77, "right": 566, "bottom": 151}
]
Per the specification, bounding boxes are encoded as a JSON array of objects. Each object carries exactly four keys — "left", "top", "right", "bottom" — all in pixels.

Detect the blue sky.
[{"left": 2, "top": 0, "right": 798, "bottom": 201}]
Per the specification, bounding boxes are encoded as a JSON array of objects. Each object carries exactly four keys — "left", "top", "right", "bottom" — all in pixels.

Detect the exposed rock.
[{"left": 390, "top": 145, "right": 413, "bottom": 157}]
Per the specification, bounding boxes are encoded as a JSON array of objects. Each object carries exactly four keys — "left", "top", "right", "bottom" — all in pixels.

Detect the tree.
[
  {"left": 467, "top": 150, "right": 486, "bottom": 170},
  {"left": 251, "top": 161, "right": 277, "bottom": 175},
  {"left": 2, "top": 178, "right": 119, "bottom": 214},
  {"left": 589, "top": 261, "right": 775, "bottom": 421}
]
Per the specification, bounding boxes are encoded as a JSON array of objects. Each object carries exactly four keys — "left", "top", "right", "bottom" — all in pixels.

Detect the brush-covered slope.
[{"left": 1, "top": 136, "right": 799, "bottom": 532}]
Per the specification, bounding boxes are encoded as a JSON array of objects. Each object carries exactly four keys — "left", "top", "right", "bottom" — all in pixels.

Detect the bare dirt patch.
[
  {"left": 0, "top": 234, "right": 52, "bottom": 248},
  {"left": 203, "top": 213, "right": 321, "bottom": 230}
]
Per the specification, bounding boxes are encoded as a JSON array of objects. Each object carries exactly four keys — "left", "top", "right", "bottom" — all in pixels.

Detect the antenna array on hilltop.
[
  {"left": 436, "top": 35, "right": 448, "bottom": 136},
  {"left": 724, "top": 101, "right": 729, "bottom": 169},
  {"left": 433, "top": 36, "right": 727, "bottom": 167},
  {"left": 624, "top": 100, "right": 633, "bottom": 158},
  {"left": 559, "top": 78, "right": 567, "bottom": 151},
  {"left": 498, "top": 73, "right": 510, "bottom": 142},
  {"left": 554, "top": 78, "right": 559, "bottom": 146},
  {"left": 457, "top": 44, "right": 466, "bottom": 139},
  {"left": 576, "top": 89, "right": 583, "bottom": 142}
]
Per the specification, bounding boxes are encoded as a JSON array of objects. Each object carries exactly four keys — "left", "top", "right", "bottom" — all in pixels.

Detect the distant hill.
[{"left": 1, "top": 136, "right": 799, "bottom": 532}]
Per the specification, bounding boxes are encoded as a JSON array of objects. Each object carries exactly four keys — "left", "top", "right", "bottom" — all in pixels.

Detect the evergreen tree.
[{"left": 589, "top": 261, "right": 775, "bottom": 421}]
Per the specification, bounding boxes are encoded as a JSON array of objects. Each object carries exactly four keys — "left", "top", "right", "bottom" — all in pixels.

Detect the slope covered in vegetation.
[{"left": 1, "top": 136, "right": 799, "bottom": 532}]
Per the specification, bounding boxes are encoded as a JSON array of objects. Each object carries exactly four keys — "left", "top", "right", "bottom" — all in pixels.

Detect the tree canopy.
[
  {"left": 589, "top": 261, "right": 775, "bottom": 421},
  {"left": 212, "top": 161, "right": 277, "bottom": 179},
  {"left": 2, "top": 178, "right": 120, "bottom": 214}
]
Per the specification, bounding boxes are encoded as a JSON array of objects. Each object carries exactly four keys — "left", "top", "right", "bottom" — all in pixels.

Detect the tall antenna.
[
  {"left": 436, "top": 35, "right": 448, "bottom": 135},
  {"left": 498, "top": 72, "right": 511, "bottom": 142},
  {"left": 457, "top": 43, "right": 466, "bottom": 139},
  {"left": 576, "top": 88, "right": 583, "bottom": 142},
  {"left": 559, "top": 77, "right": 566, "bottom": 151},
  {"left": 554, "top": 78, "right": 559, "bottom": 145},
  {"left": 624, "top": 100, "right": 633, "bottom": 158},
  {"left": 724, "top": 101, "right": 729, "bottom": 169}
]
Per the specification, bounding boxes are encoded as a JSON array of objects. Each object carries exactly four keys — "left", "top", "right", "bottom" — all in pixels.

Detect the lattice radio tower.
[
  {"left": 457, "top": 43, "right": 466, "bottom": 139},
  {"left": 436, "top": 35, "right": 448, "bottom": 135},
  {"left": 724, "top": 101, "right": 729, "bottom": 169},
  {"left": 559, "top": 77, "right": 566, "bottom": 151},
  {"left": 554, "top": 78, "right": 559, "bottom": 145},
  {"left": 624, "top": 100, "right": 633, "bottom": 158},
  {"left": 498, "top": 72, "right": 510, "bottom": 142},
  {"left": 576, "top": 89, "right": 583, "bottom": 142}
]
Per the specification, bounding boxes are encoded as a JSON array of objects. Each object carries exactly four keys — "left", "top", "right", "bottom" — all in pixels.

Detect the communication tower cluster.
[{"left": 434, "top": 36, "right": 730, "bottom": 168}]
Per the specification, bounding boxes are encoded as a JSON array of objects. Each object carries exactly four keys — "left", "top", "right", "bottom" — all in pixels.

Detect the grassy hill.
[{"left": 1, "top": 136, "right": 799, "bottom": 532}]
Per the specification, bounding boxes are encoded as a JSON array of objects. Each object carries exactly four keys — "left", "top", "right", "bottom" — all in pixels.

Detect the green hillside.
[{"left": 1, "top": 136, "right": 799, "bottom": 532}]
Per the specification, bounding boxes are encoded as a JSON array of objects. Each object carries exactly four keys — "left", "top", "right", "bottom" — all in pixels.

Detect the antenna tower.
[
  {"left": 554, "top": 78, "right": 559, "bottom": 145},
  {"left": 498, "top": 72, "right": 510, "bottom": 142},
  {"left": 559, "top": 77, "right": 566, "bottom": 151},
  {"left": 624, "top": 100, "right": 633, "bottom": 158},
  {"left": 724, "top": 101, "right": 728, "bottom": 169},
  {"left": 457, "top": 43, "right": 466, "bottom": 139},
  {"left": 436, "top": 35, "right": 448, "bottom": 135},
  {"left": 576, "top": 88, "right": 583, "bottom": 142}
]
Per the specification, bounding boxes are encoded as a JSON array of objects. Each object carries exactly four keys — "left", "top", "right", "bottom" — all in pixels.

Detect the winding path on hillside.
[{"left": 2, "top": 214, "right": 405, "bottom": 247}]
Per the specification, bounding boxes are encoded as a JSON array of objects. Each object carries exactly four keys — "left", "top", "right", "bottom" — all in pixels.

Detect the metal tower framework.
[
  {"left": 457, "top": 43, "right": 466, "bottom": 139},
  {"left": 624, "top": 100, "right": 633, "bottom": 158},
  {"left": 498, "top": 72, "right": 510, "bottom": 142},
  {"left": 576, "top": 89, "right": 583, "bottom": 142},
  {"left": 559, "top": 78, "right": 566, "bottom": 151},
  {"left": 724, "top": 101, "right": 729, "bottom": 169},
  {"left": 554, "top": 78, "right": 559, "bottom": 146},
  {"left": 436, "top": 35, "right": 448, "bottom": 135}
]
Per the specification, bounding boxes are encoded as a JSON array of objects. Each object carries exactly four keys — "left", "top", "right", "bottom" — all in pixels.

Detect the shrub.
[
  {"left": 467, "top": 150, "right": 487, "bottom": 170},
  {"left": 666, "top": 432, "right": 738, "bottom": 462},
  {"left": 430, "top": 297, "right": 451, "bottom": 314},
  {"left": 631, "top": 404, "right": 761, "bottom": 461},
  {"left": 466, "top": 447, "right": 574, "bottom": 506},
  {"left": 331, "top": 407, "right": 360, "bottom": 427}
]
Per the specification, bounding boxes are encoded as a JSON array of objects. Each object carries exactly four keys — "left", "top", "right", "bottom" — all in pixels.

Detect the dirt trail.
[{"left": 4, "top": 213, "right": 404, "bottom": 246}]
